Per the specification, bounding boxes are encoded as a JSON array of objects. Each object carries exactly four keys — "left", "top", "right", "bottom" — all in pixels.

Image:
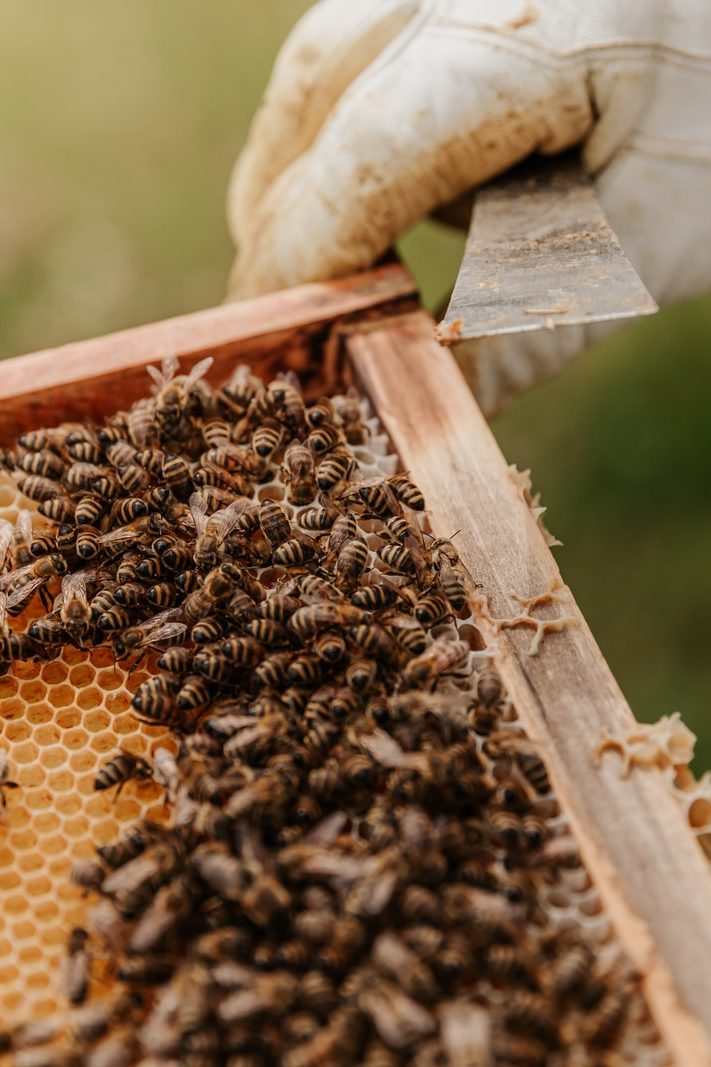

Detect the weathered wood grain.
[
  {"left": 348, "top": 311, "right": 711, "bottom": 1067},
  {"left": 0, "top": 262, "right": 416, "bottom": 442}
]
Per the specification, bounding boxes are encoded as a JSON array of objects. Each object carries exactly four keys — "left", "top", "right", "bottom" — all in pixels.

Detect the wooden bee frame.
[{"left": 1, "top": 263, "right": 710, "bottom": 1066}]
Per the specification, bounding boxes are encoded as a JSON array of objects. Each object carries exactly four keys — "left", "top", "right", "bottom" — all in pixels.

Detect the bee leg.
[{"left": 127, "top": 654, "right": 147, "bottom": 676}]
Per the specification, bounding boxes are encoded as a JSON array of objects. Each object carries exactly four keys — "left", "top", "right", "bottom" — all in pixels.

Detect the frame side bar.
[{"left": 348, "top": 311, "right": 711, "bottom": 1067}]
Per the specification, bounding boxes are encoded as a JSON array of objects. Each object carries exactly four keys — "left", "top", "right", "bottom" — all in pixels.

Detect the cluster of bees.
[{"left": 0, "top": 358, "right": 648, "bottom": 1066}]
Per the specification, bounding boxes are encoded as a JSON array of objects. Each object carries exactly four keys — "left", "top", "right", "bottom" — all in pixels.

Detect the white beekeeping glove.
[{"left": 226, "top": 0, "right": 711, "bottom": 414}]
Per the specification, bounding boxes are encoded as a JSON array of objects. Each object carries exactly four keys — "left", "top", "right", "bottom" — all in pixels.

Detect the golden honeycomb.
[
  {"left": 0, "top": 478, "right": 173, "bottom": 1031},
  {"left": 0, "top": 394, "right": 690, "bottom": 1064}
]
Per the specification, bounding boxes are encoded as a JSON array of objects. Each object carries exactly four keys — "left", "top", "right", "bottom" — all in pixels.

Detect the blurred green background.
[{"left": 2, "top": 2, "right": 710, "bottom": 767}]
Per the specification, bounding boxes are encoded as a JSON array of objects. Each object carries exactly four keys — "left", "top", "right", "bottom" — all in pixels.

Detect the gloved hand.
[{"left": 226, "top": 0, "right": 711, "bottom": 414}]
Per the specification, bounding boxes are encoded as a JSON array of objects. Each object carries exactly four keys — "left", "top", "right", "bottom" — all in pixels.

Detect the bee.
[
  {"left": 98, "top": 821, "right": 162, "bottom": 869},
  {"left": 438, "top": 556, "right": 467, "bottom": 611},
  {"left": 36, "top": 496, "right": 74, "bottom": 525},
  {"left": 126, "top": 398, "right": 160, "bottom": 449},
  {"left": 90, "top": 583, "right": 119, "bottom": 619},
  {"left": 75, "top": 526, "right": 101, "bottom": 561},
  {"left": 111, "top": 607, "right": 187, "bottom": 658},
  {"left": 351, "top": 622, "right": 399, "bottom": 662},
  {"left": 18, "top": 448, "right": 66, "bottom": 480},
  {"left": 63, "top": 461, "right": 106, "bottom": 492},
  {"left": 305, "top": 397, "right": 335, "bottom": 429},
  {"left": 70, "top": 859, "right": 106, "bottom": 893},
  {"left": 0, "top": 519, "right": 13, "bottom": 572},
  {"left": 474, "top": 668, "right": 502, "bottom": 708},
  {"left": 62, "top": 927, "right": 91, "bottom": 1006},
  {"left": 504, "top": 991, "right": 556, "bottom": 1041},
  {"left": 335, "top": 538, "right": 369, "bottom": 589},
  {"left": 175, "top": 568, "right": 200, "bottom": 595},
  {"left": 306, "top": 423, "right": 341, "bottom": 455},
  {"left": 0, "top": 749, "right": 18, "bottom": 807},
  {"left": 10, "top": 510, "right": 34, "bottom": 566},
  {"left": 147, "top": 353, "right": 214, "bottom": 434},
  {"left": 333, "top": 387, "right": 368, "bottom": 444},
  {"left": 258, "top": 498, "right": 291, "bottom": 548},
  {"left": 59, "top": 571, "right": 92, "bottom": 638},
  {"left": 253, "top": 651, "right": 292, "bottom": 689},
  {"left": 201, "top": 417, "right": 232, "bottom": 447},
  {"left": 343, "top": 477, "right": 401, "bottom": 519},
  {"left": 583, "top": 987, "right": 631, "bottom": 1046},
  {"left": 389, "top": 473, "right": 425, "bottom": 511},
  {"left": 313, "top": 630, "right": 347, "bottom": 665},
  {"left": 491, "top": 1033, "right": 546, "bottom": 1066},
  {"left": 378, "top": 542, "right": 416, "bottom": 575},
  {"left": 106, "top": 440, "right": 137, "bottom": 468},
  {"left": 0, "top": 554, "right": 68, "bottom": 606},
  {"left": 131, "top": 674, "right": 183, "bottom": 723},
  {"left": 331, "top": 687, "right": 360, "bottom": 720},
  {"left": 345, "top": 658, "right": 378, "bottom": 693},
  {"left": 541, "top": 943, "right": 594, "bottom": 999},
  {"left": 247, "top": 618, "right": 289, "bottom": 646},
  {"left": 17, "top": 474, "right": 64, "bottom": 503},
  {"left": 316, "top": 446, "right": 353, "bottom": 493},
  {"left": 146, "top": 580, "right": 178, "bottom": 609},
  {"left": 252, "top": 417, "right": 283, "bottom": 459},
  {"left": 217, "top": 634, "right": 266, "bottom": 668},
  {"left": 298, "top": 503, "right": 337, "bottom": 531},
  {"left": 414, "top": 592, "right": 451, "bottom": 627},
  {"left": 288, "top": 653, "right": 324, "bottom": 687},
  {"left": 263, "top": 374, "right": 306, "bottom": 430},
  {"left": 402, "top": 637, "right": 469, "bottom": 688},
  {"left": 202, "top": 441, "right": 265, "bottom": 477},
  {"left": 157, "top": 647, "right": 194, "bottom": 675},
  {"left": 183, "top": 566, "right": 236, "bottom": 625},
  {"left": 282, "top": 441, "right": 317, "bottom": 505},
  {"left": 96, "top": 604, "right": 135, "bottom": 633},
  {"left": 372, "top": 932, "right": 438, "bottom": 1003},
  {"left": 153, "top": 535, "right": 193, "bottom": 573},
  {"left": 288, "top": 602, "right": 362, "bottom": 640},
  {"left": 189, "top": 493, "right": 247, "bottom": 570},
  {"left": 351, "top": 577, "right": 401, "bottom": 612},
  {"left": 74, "top": 494, "right": 105, "bottom": 526},
  {"left": 193, "top": 462, "right": 252, "bottom": 497},
  {"left": 386, "top": 614, "right": 427, "bottom": 655},
  {"left": 217, "top": 363, "right": 262, "bottom": 416},
  {"left": 323, "top": 513, "right": 357, "bottom": 565},
  {"left": 17, "top": 426, "right": 69, "bottom": 452},
  {"left": 162, "top": 453, "right": 195, "bottom": 500},
  {"left": 257, "top": 604, "right": 301, "bottom": 638},
  {"left": 176, "top": 674, "right": 214, "bottom": 711},
  {"left": 273, "top": 535, "right": 318, "bottom": 566},
  {"left": 94, "top": 750, "right": 152, "bottom": 793}
]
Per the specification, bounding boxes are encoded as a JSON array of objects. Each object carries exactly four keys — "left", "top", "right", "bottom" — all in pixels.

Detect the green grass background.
[{"left": 2, "top": 2, "right": 710, "bottom": 766}]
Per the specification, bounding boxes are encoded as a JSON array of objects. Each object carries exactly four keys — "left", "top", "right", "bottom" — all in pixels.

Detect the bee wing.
[
  {"left": 0, "top": 561, "right": 34, "bottom": 592},
  {"left": 62, "top": 572, "right": 87, "bottom": 602},
  {"left": 0, "top": 591, "right": 7, "bottom": 632},
  {"left": 185, "top": 355, "right": 214, "bottom": 389},
  {"left": 208, "top": 498, "right": 248, "bottom": 544},
  {"left": 97, "top": 526, "right": 142, "bottom": 550},
  {"left": 276, "top": 370, "right": 302, "bottom": 395},
  {"left": 6, "top": 576, "right": 44, "bottom": 608},
  {"left": 137, "top": 621, "right": 187, "bottom": 648},
  {"left": 188, "top": 492, "right": 209, "bottom": 535},
  {"left": 0, "top": 519, "right": 13, "bottom": 567},
  {"left": 146, "top": 364, "right": 167, "bottom": 393},
  {"left": 303, "top": 811, "right": 348, "bottom": 847},
  {"left": 15, "top": 509, "right": 33, "bottom": 544}
]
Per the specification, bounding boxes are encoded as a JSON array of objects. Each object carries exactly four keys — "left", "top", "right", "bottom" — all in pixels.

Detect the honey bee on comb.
[{"left": 0, "top": 360, "right": 664, "bottom": 1066}]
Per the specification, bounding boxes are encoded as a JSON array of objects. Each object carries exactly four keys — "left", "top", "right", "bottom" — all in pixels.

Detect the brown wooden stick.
[
  {"left": 0, "top": 263, "right": 416, "bottom": 443},
  {"left": 348, "top": 311, "right": 711, "bottom": 1067}
]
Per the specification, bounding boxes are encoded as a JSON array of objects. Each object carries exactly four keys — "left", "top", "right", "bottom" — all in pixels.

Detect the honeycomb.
[
  {"left": 0, "top": 382, "right": 687, "bottom": 1065},
  {"left": 0, "top": 480, "right": 173, "bottom": 1029}
]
